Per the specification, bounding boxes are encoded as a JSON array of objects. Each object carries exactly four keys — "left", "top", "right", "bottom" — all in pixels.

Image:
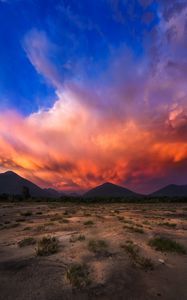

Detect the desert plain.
[{"left": 0, "top": 201, "right": 187, "bottom": 300}]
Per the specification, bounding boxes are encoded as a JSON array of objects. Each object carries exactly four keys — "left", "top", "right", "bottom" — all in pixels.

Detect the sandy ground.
[{"left": 0, "top": 201, "right": 187, "bottom": 300}]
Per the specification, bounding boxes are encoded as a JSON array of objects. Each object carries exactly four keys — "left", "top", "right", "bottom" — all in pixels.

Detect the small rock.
[{"left": 158, "top": 259, "right": 165, "bottom": 264}]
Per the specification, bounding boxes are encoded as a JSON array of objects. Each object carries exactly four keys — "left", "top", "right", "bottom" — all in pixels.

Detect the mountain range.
[
  {"left": 0, "top": 170, "right": 187, "bottom": 198},
  {"left": 0, "top": 171, "right": 62, "bottom": 198}
]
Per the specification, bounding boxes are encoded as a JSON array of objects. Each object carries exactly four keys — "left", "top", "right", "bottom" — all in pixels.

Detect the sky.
[{"left": 0, "top": 0, "right": 187, "bottom": 194}]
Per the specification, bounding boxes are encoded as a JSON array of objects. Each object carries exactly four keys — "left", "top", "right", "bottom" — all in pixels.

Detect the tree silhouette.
[{"left": 22, "top": 186, "right": 30, "bottom": 199}]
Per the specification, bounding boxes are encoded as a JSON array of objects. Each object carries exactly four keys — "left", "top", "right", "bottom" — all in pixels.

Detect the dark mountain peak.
[
  {"left": 151, "top": 183, "right": 187, "bottom": 197},
  {"left": 3, "top": 170, "right": 18, "bottom": 176},
  {"left": 0, "top": 170, "right": 61, "bottom": 198},
  {"left": 100, "top": 182, "right": 115, "bottom": 187},
  {"left": 166, "top": 184, "right": 177, "bottom": 188},
  {"left": 84, "top": 182, "right": 140, "bottom": 198}
]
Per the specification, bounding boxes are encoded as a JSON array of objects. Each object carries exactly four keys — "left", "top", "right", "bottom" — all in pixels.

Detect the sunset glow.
[{"left": 0, "top": 0, "right": 187, "bottom": 193}]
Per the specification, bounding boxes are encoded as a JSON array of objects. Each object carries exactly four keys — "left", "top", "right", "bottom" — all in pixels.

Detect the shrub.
[
  {"left": 36, "top": 236, "right": 59, "bottom": 256},
  {"left": 50, "top": 214, "right": 62, "bottom": 221},
  {"left": 70, "top": 235, "right": 86, "bottom": 243},
  {"left": 61, "top": 218, "right": 69, "bottom": 223},
  {"left": 21, "top": 211, "right": 32, "bottom": 217},
  {"left": 158, "top": 222, "right": 177, "bottom": 228},
  {"left": 148, "top": 237, "right": 186, "bottom": 254},
  {"left": 84, "top": 220, "right": 94, "bottom": 226},
  {"left": 122, "top": 241, "right": 138, "bottom": 259},
  {"left": 77, "top": 235, "right": 85, "bottom": 241},
  {"left": 84, "top": 213, "right": 91, "bottom": 217},
  {"left": 7, "top": 223, "right": 20, "bottom": 229},
  {"left": 45, "top": 222, "right": 54, "bottom": 226},
  {"left": 123, "top": 225, "right": 144, "bottom": 234},
  {"left": 16, "top": 218, "right": 26, "bottom": 222},
  {"left": 88, "top": 239, "right": 108, "bottom": 255},
  {"left": 66, "top": 263, "right": 91, "bottom": 288},
  {"left": 23, "top": 226, "right": 31, "bottom": 231},
  {"left": 123, "top": 219, "right": 133, "bottom": 224},
  {"left": 4, "top": 221, "right": 10, "bottom": 224},
  {"left": 18, "top": 237, "right": 36, "bottom": 247},
  {"left": 122, "top": 241, "right": 154, "bottom": 270},
  {"left": 36, "top": 211, "right": 42, "bottom": 215},
  {"left": 36, "top": 225, "right": 45, "bottom": 232}
]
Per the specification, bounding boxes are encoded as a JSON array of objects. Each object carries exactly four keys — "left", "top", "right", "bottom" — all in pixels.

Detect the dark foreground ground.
[{"left": 0, "top": 201, "right": 187, "bottom": 300}]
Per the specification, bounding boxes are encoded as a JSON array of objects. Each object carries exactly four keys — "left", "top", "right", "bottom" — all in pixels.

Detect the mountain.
[
  {"left": 43, "top": 188, "right": 63, "bottom": 198},
  {"left": 0, "top": 171, "right": 60, "bottom": 198},
  {"left": 68, "top": 192, "right": 80, "bottom": 197},
  {"left": 84, "top": 182, "right": 140, "bottom": 198},
  {"left": 151, "top": 184, "right": 187, "bottom": 197}
]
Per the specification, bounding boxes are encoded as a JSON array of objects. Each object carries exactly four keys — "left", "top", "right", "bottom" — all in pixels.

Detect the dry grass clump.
[
  {"left": 36, "top": 236, "right": 59, "bottom": 256},
  {"left": 18, "top": 237, "right": 36, "bottom": 247},
  {"left": 122, "top": 241, "right": 154, "bottom": 270},
  {"left": 88, "top": 239, "right": 109, "bottom": 256},
  {"left": 149, "top": 237, "right": 186, "bottom": 254},
  {"left": 70, "top": 235, "right": 86, "bottom": 243},
  {"left": 158, "top": 222, "right": 177, "bottom": 228},
  {"left": 84, "top": 220, "right": 94, "bottom": 226},
  {"left": 123, "top": 225, "right": 144, "bottom": 234},
  {"left": 66, "top": 263, "right": 91, "bottom": 288},
  {"left": 20, "top": 211, "right": 32, "bottom": 217}
]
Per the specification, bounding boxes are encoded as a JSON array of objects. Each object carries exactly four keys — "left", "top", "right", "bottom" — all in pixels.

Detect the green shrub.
[
  {"left": 36, "top": 236, "right": 59, "bottom": 256},
  {"left": 149, "top": 237, "right": 186, "bottom": 254},
  {"left": 88, "top": 239, "right": 108, "bottom": 255},
  {"left": 122, "top": 241, "right": 153, "bottom": 270},
  {"left": 66, "top": 263, "right": 91, "bottom": 288}
]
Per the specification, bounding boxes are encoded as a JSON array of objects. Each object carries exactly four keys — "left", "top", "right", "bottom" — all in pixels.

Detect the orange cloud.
[{"left": 1, "top": 86, "right": 187, "bottom": 194}]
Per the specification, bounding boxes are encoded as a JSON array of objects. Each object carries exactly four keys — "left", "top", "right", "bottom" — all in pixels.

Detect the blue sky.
[{"left": 0, "top": 0, "right": 158, "bottom": 114}]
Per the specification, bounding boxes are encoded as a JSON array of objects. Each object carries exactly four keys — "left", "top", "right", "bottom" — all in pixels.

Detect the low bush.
[
  {"left": 148, "top": 237, "right": 186, "bottom": 254},
  {"left": 36, "top": 236, "right": 59, "bottom": 256},
  {"left": 66, "top": 263, "right": 91, "bottom": 288}
]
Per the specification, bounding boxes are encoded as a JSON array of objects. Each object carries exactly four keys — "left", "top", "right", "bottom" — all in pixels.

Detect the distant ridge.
[
  {"left": 84, "top": 182, "right": 141, "bottom": 198},
  {"left": 1, "top": 170, "right": 187, "bottom": 199},
  {"left": 151, "top": 184, "right": 187, "bottom": 197},
  {"left": 0, "top": 171, "right": 62, "bottom": 198},
  {"left": 43, "top": 188, "right": 62, "bottom": 198}
]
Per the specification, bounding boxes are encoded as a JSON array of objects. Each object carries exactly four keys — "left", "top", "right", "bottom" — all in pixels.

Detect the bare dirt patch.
[{"left": 0, "top": 202, "right": 187, "bottom": 299}]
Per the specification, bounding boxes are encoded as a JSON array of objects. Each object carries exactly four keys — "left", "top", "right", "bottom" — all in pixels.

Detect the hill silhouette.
[
  {"left": 0, "top": 171, "right": 61, "bottom": 198},
  {"left": 151, "top": 184, "right": 187, "bottom": 197},
  {"left": 84, "top": 182, "right": 141, "bottom": 198}
]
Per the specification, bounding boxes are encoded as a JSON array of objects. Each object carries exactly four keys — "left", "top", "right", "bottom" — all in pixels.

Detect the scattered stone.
[{"left": 158, "top": 259, "right": 165, "bottom": 264}]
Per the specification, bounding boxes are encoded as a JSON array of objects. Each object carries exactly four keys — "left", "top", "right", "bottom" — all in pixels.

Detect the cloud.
[
  {"left": 23, "top": 30, "right": 63, "bottom": 90},
  {"left": 0, "top": 77, "right": 187, "bottom": 193},
  {"left": 0, "top": 1, "right": 187, "bottom": 193}
]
